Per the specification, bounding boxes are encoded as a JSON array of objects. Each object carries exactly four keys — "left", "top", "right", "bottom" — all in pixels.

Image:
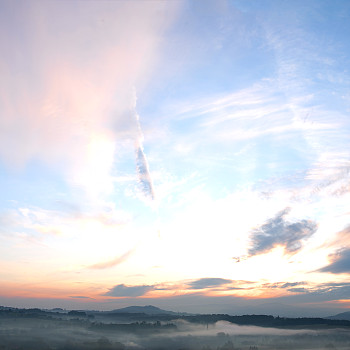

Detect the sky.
[{"left": 0, "top": 0, "right": 350, "bottom": 317}]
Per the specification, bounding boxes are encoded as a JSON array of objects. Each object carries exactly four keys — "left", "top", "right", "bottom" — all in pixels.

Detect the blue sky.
[{"left": 0, "top": 0, "right": 350, "bottom": 316}]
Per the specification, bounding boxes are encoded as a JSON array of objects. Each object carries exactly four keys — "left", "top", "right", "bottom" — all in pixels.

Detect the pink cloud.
[{"left": 0, "top": 1, "right": 179, "bottom": 195}]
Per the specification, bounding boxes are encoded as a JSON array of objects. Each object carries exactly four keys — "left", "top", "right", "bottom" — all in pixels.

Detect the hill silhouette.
[{"left": 110, "top": 305, "right": 179, "bottom": 315}]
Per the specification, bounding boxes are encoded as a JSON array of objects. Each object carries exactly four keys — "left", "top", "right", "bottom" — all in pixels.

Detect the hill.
[
  {"left": 327, "top": 311, "right": 350, "bottom": 321},
  {"left": 110, "top": 305, "right": 179, "bottom": 315}
]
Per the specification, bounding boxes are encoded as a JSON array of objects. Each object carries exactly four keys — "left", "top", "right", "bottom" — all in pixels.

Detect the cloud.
[
  {"left": 104, "top": 284, "right": 154, "bottom": 297},
  {"left": 258, "top": 280, "right": 350, "bottom": 302},
  {"left": 88, "top": 249, "right": 134, "bottom": 270},
  {"left": 187, "top": 278, "right": 232, "bottom": 290},
  {"left": 248, "top": 208, "right": 317, "bottom": 256},
  {"left": 276, "top": 282, "right": 350, "bottom": 304},
  {"left": 0, "top": 1, "right": 178, "bottom": 197},
  {"left": 318, "top": 248, "right": 350, "bottom": 274}
]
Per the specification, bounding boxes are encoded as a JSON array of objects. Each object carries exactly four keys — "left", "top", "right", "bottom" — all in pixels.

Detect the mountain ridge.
[{"left": 326, "top": 311, "right": 350, "bottom": 321}]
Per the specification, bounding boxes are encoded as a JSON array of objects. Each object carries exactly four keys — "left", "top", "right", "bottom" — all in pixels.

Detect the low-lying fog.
[{"left": 1, "top": 316, "right": 349, "bottom": 349}]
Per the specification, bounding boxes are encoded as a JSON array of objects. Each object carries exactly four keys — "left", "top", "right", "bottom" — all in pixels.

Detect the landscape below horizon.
[{"left": 1, "top": 304, "right": 350, "bottom": 349}]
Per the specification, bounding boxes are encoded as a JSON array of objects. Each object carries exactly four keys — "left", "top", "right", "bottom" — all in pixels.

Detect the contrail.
[
  {"left": 131, "top": 90, "right": 160, "bottom": 238},
  {"left": 135, "top": 138, "right": 155, "bottom": 201},
  {"left": 132, "top": 90, "right": 155, "bottom": 202}
]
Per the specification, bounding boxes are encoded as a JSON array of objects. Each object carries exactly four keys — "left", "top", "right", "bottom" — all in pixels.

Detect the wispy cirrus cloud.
[
  {"left": 248, "top": 208, "right": 317, "bottom": 256},
  {"left": 158, "top": 79, "right": 343, "bottom": 176},
  {"left": 171, "top": 82, "right": 275, "bottom": 121},
  {"left": 88, "top": 249, "right": 135, "bottom": 270},
  {"left": 1, "top": 204, "right": 130, "bottom": 240}
]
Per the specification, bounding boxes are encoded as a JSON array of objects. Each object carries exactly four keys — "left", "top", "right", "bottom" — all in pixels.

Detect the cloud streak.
[
  {"left": 69, "top": 295, "right": 94, "bottom": 299},
  {"left": 88, "top": 249, "right": 134, "bottom": 270}
]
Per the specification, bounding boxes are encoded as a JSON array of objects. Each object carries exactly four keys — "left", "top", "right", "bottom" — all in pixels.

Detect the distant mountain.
[
  {"left": 110, "top": 305, "right": 179, "bottom": 315},
  {"left": 327, "top": 311, "right": 350, "bottom": 321},
  {"left": 224, "top": 302, "right": 314, "bottom": 318},
  {"left": 222, "top": 302, "right": 346, "bottom": 318}
]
